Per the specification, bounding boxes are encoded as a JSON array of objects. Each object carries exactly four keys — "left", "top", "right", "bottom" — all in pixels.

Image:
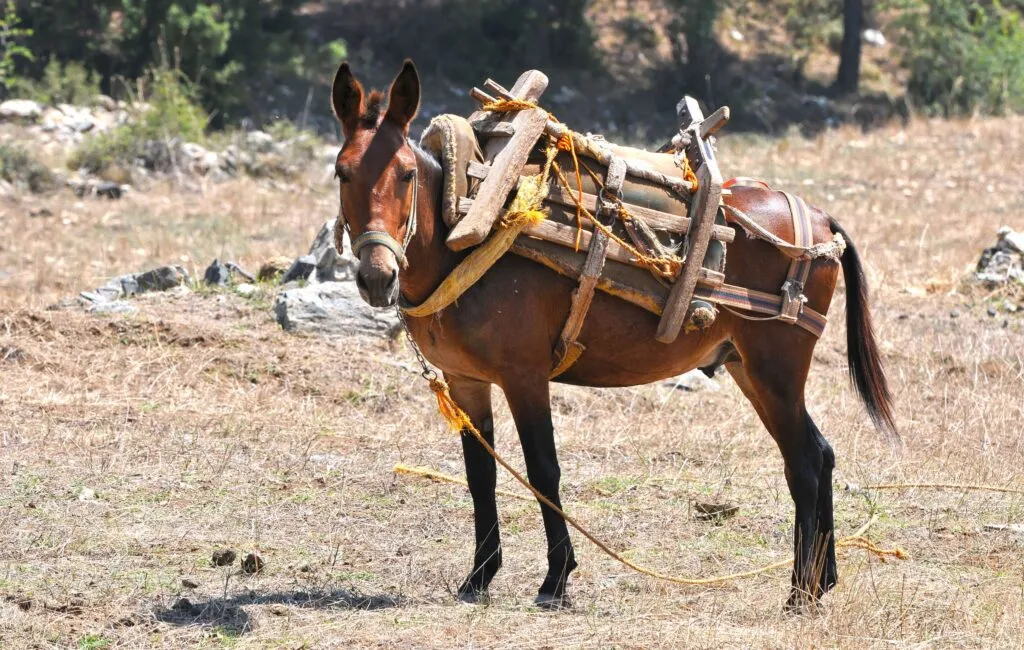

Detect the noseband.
[{"left": 346, "top": 179, "right": 418, "bottom": 270}]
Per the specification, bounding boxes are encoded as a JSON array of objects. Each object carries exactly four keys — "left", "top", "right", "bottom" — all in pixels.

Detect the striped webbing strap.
[{"left": 701, "top": 187, "right": 826, "bottom": 337}]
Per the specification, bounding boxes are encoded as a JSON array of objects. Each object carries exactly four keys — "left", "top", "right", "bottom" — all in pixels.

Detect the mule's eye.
[
  {"left": 402, "top": 169, "right": 416, "bottom": 182},
  {"left": 336, "top": 169, "right": 350, "bottom": 183}
]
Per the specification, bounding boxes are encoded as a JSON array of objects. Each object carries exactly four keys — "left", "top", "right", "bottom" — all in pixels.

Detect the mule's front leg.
[
  {"left": 449, "top": 376, "right": 502, "bottom": 603},
  {"left": 503, "top": 379, "right": 577, "bottom": 609}
]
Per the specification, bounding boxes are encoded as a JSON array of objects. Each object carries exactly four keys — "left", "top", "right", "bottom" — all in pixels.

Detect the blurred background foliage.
[{"left": 0, "top": 0, "right": 1022, "bottom": 138}]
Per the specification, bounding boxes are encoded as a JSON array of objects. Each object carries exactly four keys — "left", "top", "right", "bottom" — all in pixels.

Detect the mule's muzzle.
[{"left": 356, "top": 246, "right": 400, "bottom": 308}]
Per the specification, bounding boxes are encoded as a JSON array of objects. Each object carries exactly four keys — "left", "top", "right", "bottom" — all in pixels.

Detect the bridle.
[{"left": 341, "top": 176, "right": 418, "bottom": 270}]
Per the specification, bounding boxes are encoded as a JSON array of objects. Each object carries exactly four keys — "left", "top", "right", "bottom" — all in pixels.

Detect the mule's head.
[{"left": 332, "top": 59, "right": 421, "bottom": 308}]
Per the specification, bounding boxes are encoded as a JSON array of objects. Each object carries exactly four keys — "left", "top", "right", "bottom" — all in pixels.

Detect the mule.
[{"left": 330, "top": 59, "right": 896, "bottom": 610}]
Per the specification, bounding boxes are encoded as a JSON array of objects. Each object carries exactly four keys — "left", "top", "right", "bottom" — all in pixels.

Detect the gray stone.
[
  {"left": 235, "top": 283, "right": 257, "bottom": 297},
  {"left": 998, "top": 226, "right": 1024, "bottom": 255},
  {"left": 135, "top": 266, "right": 189, "bottom": 293},
  {"left": 0, "top": 99, "right": 42, "bottom": 121},
  {"left": 87, "top": 300, "right": 138, "bottom": 315},
  {"left": 225, "top": 262, "right": 255, "bottom": 283},
  {"left": 308, "top": 219, "right": 356, "bottom": 282},
  {"left": 118, "top": 275, "right": 139, "bottom": 297},
  {"left": 204, "top": 259, "right": 231, "bottom": 286},
  {"left": 280, "top": 255, "right": 317, "bottom": 284},
  {"left": 180, "top": 142, "right": 208, "bottom": 160},
  {"left": 246, "top": 130, "right": 275, "bottom": 153},
  {"left": 95, "top": 181, "right": 123, "bottom": 199},
  {"left": 68, "top": 116, "right": 95, "bottom": 133},
  {"left": 274, "top": 281, "right": 399, "bottom": 336},
  {"left": 93, "top": 95, "right": 117, "bottom": 112},
  {"left": 79, "top": 290, "right": 111, "bottom": 303},
  {"left": 82, "top": 277, "right": 128, "bottom": 302},
  {"left": 977, "top": 227, "right": 1024, "bottom": 286}
]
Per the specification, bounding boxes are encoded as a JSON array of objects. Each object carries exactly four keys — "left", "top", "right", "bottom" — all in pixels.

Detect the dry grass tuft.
[{"left": 2, "top": 117, "right": 1024, "bottom": 648}]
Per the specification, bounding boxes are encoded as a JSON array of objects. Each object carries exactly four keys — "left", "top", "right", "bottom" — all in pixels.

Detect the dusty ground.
[{"left": 2, "top": 115, "right": 1024, "bottom": 649}]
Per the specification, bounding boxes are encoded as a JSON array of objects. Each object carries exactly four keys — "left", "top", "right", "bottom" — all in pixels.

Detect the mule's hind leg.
[
  {"left": 807, "top": 415, "right": 837, "bottom": 594},
  {"left": 726, "top": 347, "right": 837, "bottom": 610},
  {"left": 448, "top": 375, "right": 502, "bottom": 603},
  {"left": 501, "top": 377, "right": 577, "bottom": 609}
]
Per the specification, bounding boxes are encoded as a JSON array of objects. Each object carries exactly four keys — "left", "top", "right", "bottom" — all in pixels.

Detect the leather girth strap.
[
  {"left": 549, "top": 156, "right": 625, "bottom": 378},
  {"left": 779, "top": 192, "right": 813, "bottom": 324}
]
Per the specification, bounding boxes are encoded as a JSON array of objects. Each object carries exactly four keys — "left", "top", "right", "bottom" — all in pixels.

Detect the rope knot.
[
  {"left": 429, "top": 377, "right": 473, "bottom": 433},
  {"left": 482, "top": 98, "right": 540, "bottom": 113}
]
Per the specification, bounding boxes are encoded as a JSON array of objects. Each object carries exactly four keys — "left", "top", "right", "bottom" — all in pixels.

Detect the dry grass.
[{"left": 2, "top": 116, "right": 1024, "bottom": 649}]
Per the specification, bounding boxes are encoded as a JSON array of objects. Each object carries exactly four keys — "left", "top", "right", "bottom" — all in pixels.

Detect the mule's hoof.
[
  {"left": 534, "top": 592, "right": 570, "bottom": 610},
  {"left": 784, "top": 590, "right": 821, "bottom": 615},
  {"left": 456, "top": 586, "right": 488, "bottom": 605}
]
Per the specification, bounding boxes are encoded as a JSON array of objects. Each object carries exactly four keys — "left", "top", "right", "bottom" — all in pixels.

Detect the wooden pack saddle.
[{"left": 419, "top": 70, "right": 837, "bottom": 378}]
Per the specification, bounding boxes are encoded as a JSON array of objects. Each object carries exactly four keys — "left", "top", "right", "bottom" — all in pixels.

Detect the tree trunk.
[{"left": 835, "top": 0, "right": 863, "bottom": 95}]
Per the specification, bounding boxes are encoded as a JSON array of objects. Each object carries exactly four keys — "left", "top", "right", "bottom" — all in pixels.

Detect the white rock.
[
  {"left": 246, "top": 130, "right": 275, "bottom": 153},
  {"left": 93, "top": 94, "right": 117, "bottom": 112},
  {"left": 235, "top": 283, "right": 257, "bottom": 297},
  {"left": 729, "top": 29, "right": 745, "bottom": 42},
  {"left": 863, "top": 29, "right": 887, "bottom": 47},
  {"left": 180, "top": 142, "right": 208, "bottom": 160},
  {"left": 0, "top": 99, "right": 42, "bottom": 121},
  {"left": 199, "top": 151, "right": 220, "bottom": 174},
  {"left": 997, "top": 226, "right": 1024, "bottom": 254}
]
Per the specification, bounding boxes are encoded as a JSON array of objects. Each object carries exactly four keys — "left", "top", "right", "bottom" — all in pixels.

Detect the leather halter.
[{"left": 345, "top": 178, "right": 418, "bottom": 270}]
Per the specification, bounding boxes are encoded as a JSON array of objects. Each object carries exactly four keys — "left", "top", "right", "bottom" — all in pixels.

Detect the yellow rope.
[
  {"left": 482, "top": 98, "right": 540, "bottom": 113},
  {"left": 482, "top": 93, "right": 683, "bottom": 281},
  {"left": 425, "top": 376, "right": 907, "bottom": 586},
  {"left": 550, "top": 162, "right": 682, "bottom": 280},
  {"left": 859, "top": 482, "right": 1024, "bottom": 495},
  {"left": 394, "top": 464, "right": 533, "bottom": 501},
  {"left": 677, "top": 150, "right": 699, "bottom": 190},
  {"left": 402, "top": 141, "right": 558, "bottom": 318},
  {"left": 555, "top": 131, "right": 586, "bottom": 250}
]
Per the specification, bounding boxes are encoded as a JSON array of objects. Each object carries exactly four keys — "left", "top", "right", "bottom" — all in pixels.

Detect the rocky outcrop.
[
  {"left": 273, "top": 281, "right": 399, "bottom": 337},
  {"left": 976, "top": 227, "right": 1024, "bottom": 287}
]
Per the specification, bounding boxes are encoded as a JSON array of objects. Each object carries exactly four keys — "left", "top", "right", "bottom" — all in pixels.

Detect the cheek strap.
[{"left": 339, "top": 178, "right": 418, "bottom": 271}]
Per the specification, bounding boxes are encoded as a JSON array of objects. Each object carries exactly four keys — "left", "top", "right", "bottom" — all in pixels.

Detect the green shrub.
[
  {"left": 12, "top": 1, "right": 323, "bottom": 123},
  {"left": 0, "top": 144, "right": 56, "bottom": 193},
  {"left": 69, "top": 65, "right": 208, "bottom": 173},
  {"left": 898, "top": 0, "right": 1024, "bottom": 115},
  {"left": 0, "top": 0, "right": 33, "bottom": 91},
  {"left": 14, "top": 59, "right": 100, "bottom": 105}
]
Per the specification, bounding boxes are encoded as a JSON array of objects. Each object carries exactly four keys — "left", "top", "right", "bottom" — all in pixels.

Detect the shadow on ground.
[{"left": 151, "top": 588, "right": 402, "bottom": 636}]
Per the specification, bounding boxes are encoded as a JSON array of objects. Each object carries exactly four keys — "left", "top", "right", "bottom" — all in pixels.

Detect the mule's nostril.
[{"left": 356, "top": 271, "right": 369, "bottom": 292}]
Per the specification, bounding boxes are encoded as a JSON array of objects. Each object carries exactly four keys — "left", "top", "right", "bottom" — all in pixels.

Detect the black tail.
[{"left": 829, "top": 217, "right": 898, "bottom": 438}]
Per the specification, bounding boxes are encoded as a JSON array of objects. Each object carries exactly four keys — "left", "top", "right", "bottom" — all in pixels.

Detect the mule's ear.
[
  {"left": 332, "top": 61, "right": 364, "bottom": 136},
  {"left": 385, "top": 59, "right": 420, "bottom": 130}
]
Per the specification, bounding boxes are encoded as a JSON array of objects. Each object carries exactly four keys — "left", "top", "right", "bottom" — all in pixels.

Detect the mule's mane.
[
  {"left": 410, "top": 140, "right": 442, "bottom": 175},
  {"left": 361, "top": 90, "right": 386, "bottom": 127}
]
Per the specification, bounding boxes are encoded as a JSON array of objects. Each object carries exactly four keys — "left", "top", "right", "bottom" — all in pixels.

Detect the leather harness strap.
[
  {"left": 779, "top": 192, "right": 813, "bottom": 324},
  {"left": 549, "top": 155, "right": 623, "bottom": 378},
  {"left": 344, "top": 178, "right": 419, "bottom": 270}
]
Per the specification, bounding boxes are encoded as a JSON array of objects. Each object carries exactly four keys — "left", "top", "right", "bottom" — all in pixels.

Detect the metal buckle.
[{"left": 779, "top": 280, "right": 807, "bottom": 324}]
